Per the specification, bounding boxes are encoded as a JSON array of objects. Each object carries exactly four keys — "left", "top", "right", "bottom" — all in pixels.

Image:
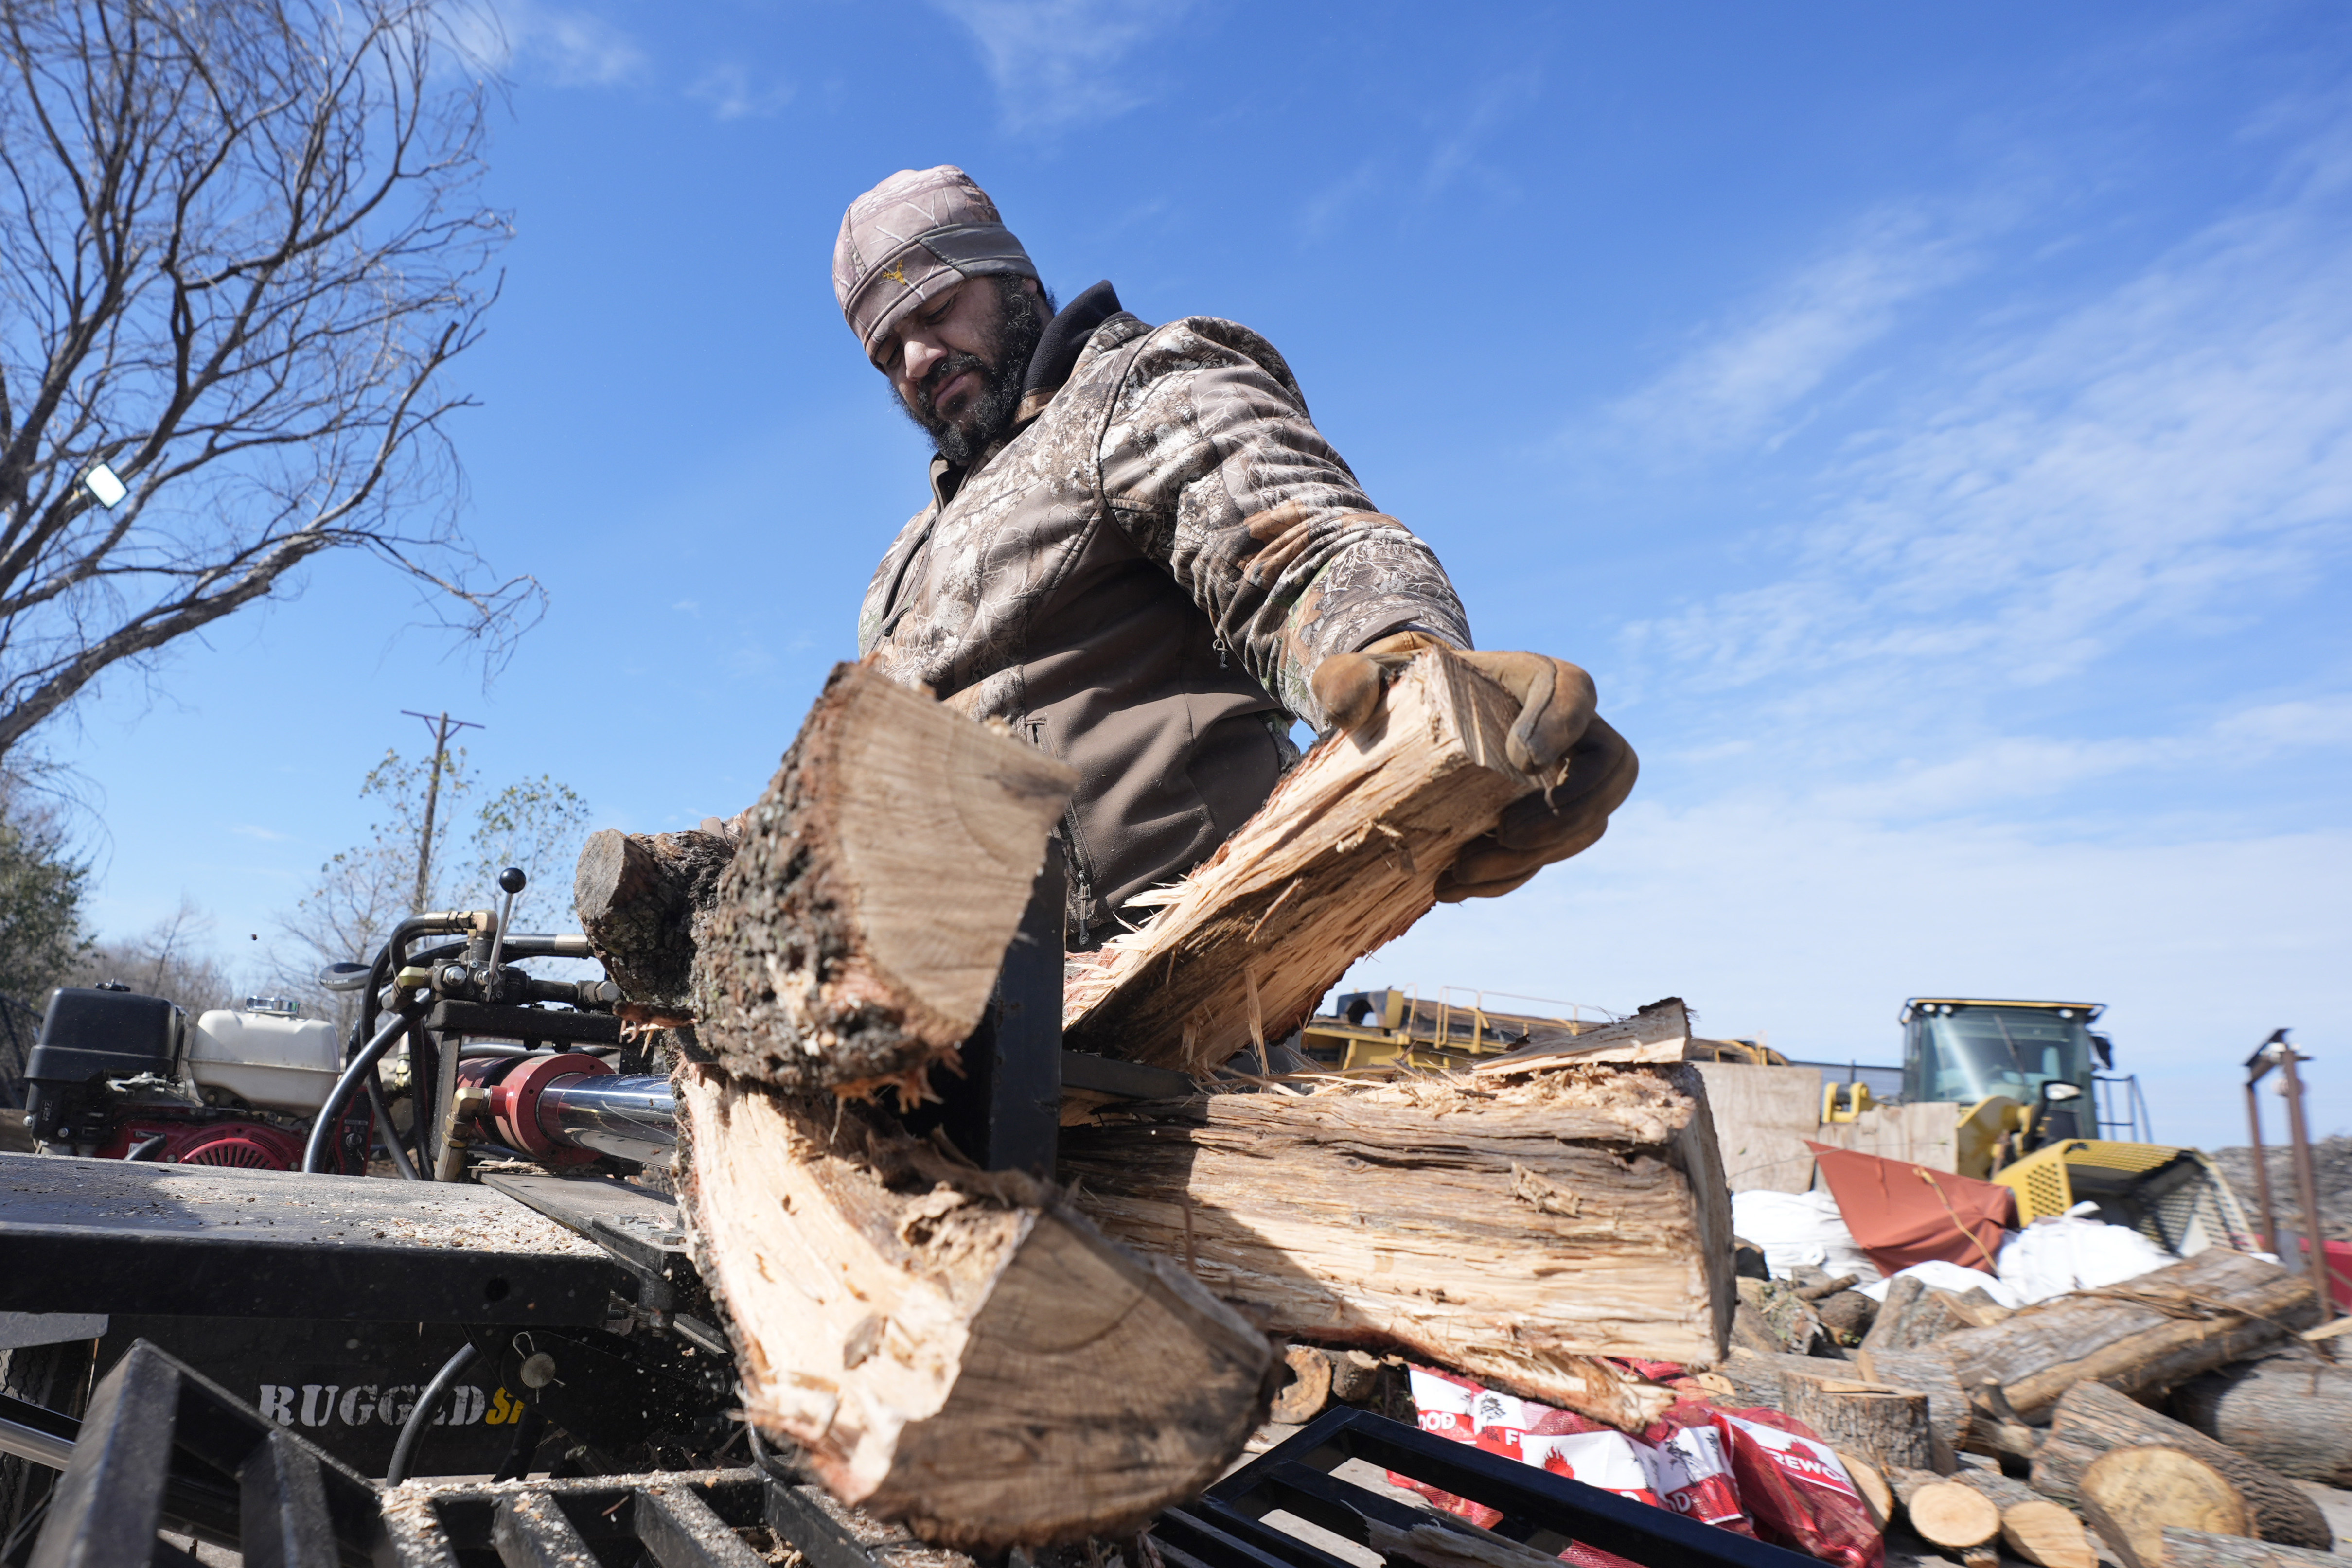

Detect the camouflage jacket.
[{"left": 858, "top": 288, "right": 1470, "bottom": 942}]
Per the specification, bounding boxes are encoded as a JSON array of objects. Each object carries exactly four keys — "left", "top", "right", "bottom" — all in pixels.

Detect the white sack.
[
  {"left": 1858, "top": 1259, "right": 2022, "bottom": 1309},
  {"left": 1997, "top": 1216, "right": 2174, "bottom": 1304},
  {"left": 1731, "top": 1189, "right": 1884, "bottom": 1283}
]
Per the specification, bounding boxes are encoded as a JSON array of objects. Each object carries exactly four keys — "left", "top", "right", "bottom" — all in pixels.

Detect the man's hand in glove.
[{"left": 1309, "top": 633, "right": 1639, "bottom": 902}]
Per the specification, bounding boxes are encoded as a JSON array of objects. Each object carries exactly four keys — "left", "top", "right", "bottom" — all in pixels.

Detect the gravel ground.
[{"left": 2211, "top": 1134, "right": 2352, "bottom": 1242}]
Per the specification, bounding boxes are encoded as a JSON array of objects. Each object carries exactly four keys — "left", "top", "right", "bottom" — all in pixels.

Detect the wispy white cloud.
[
  {"left": 448, "top": 0, "right": 645, "bottom": 87},
  {"left": 1421, "top": 66, "right": 1542, "bottom": 198},
  {"left": 1623, "top": 127, "right": 2352, "bottom": 740},
  {"left": 688, "top": 63, "right": 794, "bottom": 122},
  {"left": 1439, "top": 110, "right": 2352, "bottom": 1153},
  {"left": 925, "top": 0, "right": 1193, "bottom": 132},
  {"left": 230, "top": 824, "right": 292, "bottom": 842},
  {"left": 1603, "top": 206, "right": 1985, "bottom": 455}
]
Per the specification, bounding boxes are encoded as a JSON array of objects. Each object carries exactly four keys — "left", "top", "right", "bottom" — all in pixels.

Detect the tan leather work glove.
[{"left": 1309, "top": 633, "right": 1638, "bottom": 901}]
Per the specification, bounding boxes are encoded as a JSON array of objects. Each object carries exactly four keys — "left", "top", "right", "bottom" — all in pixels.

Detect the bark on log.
[
  {"left": 1736, "top": 1277, "right": 1829, "bottom": 1355},
  {"left": 1329, "top": 1348, "right": 1384, "bottom": 1404},
  {"left": 1860, "top": 1275, "right": 1927, "bottom": 1357},
  {"left": 695, "top": 661, "right": 1078, "bottom": 1096},
  {"left": 2034, "top": 1380, "right": 2332, "bottom": 1551},
  {"left": 1939, "top": 1249, "right": 2319, "bottom": 1422},
  {"left": 1866, "top": 1285, "right": 2007, "bottom": 1357},
  {"left": 2076, "top": 1447, "right": 2249, "bottom": 1568},
  {"left": 1814, "top": 1290, "right": 1876, "bottom": 1345},
  {"left": 2175, "top": 1354, "right": 2352, "bottom": 1488},
  {"left": 1061, "top": 1061, "right": 1732, "bottom": 1426},
  {"left": 1854, "top": 1345, "right": 1971, "bottom": 1462},
  {"left": 575, "top": 826, "right": 739, "bottom": 1013},
  {"left": 2159, "top": 1528, "right": 2346, "bottom": 1568},
  {"left": 674, "top": 1065, "right": 1273, "bottom": 1546},
  {"left": 1780, "top": 1375, "right": 1932, "bottom": 1471},
  {"left": 1061, "top": 648, "right": 1547, "bottom": 1075},
  {"left": 2027, "top": 1434, "right": 2104, "bottom": 1508},
  {"left": 1718, "top": 1349, "right": 1839, "bottom": 1412}
]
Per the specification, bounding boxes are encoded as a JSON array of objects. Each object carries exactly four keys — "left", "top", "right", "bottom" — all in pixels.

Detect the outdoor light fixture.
[{"left": 82, "top": 462, "right": 126, "bottom": 508}]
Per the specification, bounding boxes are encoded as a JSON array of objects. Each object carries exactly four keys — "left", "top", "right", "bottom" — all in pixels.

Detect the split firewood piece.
[
  {"left": 1838, "top": 1451, "right": 1894, "bottom": 1533},
  {"left": 1947, "top": 1470, "right": 2096, "bottom": 1568},
  {"left": 2175, "top": 1353, "right": 2352, "bottom": 1489},
  {"left": 692, "top": 661, "right": 1077, "bottom": 1095},
  {"left": 673, "top": 1064, "right": 1274, "bottom": 1547},
  {"left": 1888, "top": 1465, "right": 2002, "bottom": 1563},
  {"left": 1062, "top": 647, "right": 1548, "bottom": 1075},
  {"left": 2160, "top": 1528, "right": 2347, "bottom": 1567},
  {"left": 2031, "top": 1380, "right": 2332, "bottom": 1551},
  {"left": 2075, "top": 1446, "right": 2250, "bottom": 1568},
  {"left": 1060, "top": 1061, "right": 1733, "bottom": 1427},
  {"left": 1777, "top": 1373, "right": 1932, "bottom": 1471},
  {"left": 1939, "top": 1248, "right": 2319, "bottom": 1424}
]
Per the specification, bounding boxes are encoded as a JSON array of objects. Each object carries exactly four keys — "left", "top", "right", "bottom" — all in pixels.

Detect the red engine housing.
[{"left": 93, "top": 1117, "right": 309, "bottom": 1170}]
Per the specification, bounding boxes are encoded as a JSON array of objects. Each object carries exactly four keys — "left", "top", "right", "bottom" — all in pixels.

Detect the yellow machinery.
[
  {"left": 1898, "top": 997, "right": 2260, "bottom": 1253},
  {"left": 1297, "top": 988, "right": 1627, "bottom": 1074},
  {"left": 1298, "top": 987, "right": 1791, "bottom": 1075},
  {"left": 1992, "top": 1139, "right": 2257, "bottom": 1256}
]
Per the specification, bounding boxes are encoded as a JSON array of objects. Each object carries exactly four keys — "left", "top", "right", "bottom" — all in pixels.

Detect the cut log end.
[
  {"left": 2076, "top": 1445, "right": 2250, "bottom": 1568},
  {"left": 677, "top": 1065, "right": 1272, "bottom": 1547},
  {"left": 692, "top": 662, "right": 1076, "bottom": 1093},
  {"left": 1904, "top": 1481, "right": 2002, "bottom": 1553}
]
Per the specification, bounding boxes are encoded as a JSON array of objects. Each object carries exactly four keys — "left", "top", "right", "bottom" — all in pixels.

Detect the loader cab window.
[{"left": 1909, "top": 1004, "right": 2095, "bottom": 1108}]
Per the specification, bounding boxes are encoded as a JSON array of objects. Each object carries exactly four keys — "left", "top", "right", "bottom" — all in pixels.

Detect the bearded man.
[{"left": 839, "top": 166, "right": 1636, "bottom": 947}]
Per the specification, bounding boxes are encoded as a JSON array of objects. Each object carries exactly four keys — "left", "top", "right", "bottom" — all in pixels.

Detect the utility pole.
[{"left": 401, "top": 709, "right": 481, "bottom": 915}]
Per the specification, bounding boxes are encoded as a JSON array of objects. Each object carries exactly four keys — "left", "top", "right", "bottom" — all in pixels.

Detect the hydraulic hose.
[
  {"left": 301, "top": 1010, "right": 413, "bottom": 1175},
  {"left": 367, "top": 1076, "right": 419, "bottom": 1181},
  {"left": 386, "top": 1342, "right": 477, "bottom": 1486}
]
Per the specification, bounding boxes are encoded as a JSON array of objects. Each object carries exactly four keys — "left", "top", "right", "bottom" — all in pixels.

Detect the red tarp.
[{"left": 1804, "top": 1143, "right": 2017, "bottom": 1277}]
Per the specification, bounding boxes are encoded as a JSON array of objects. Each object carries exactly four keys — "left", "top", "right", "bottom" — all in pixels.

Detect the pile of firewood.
[
  {"left": 1714, "top": 1244, "right": 2347, "bottom": 1568},
  {"left": 577, "top": 655, "right": 1734, "bottom": 1546}
]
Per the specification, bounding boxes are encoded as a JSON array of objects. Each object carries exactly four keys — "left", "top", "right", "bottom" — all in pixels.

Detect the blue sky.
[{"left": 50, "top": 0, "right": 2352, "bottom": 1150}]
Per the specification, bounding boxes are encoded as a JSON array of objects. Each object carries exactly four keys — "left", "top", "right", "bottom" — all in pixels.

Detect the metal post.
[
  {"left": 2244, "top": 1072, "right": 2280, "bottom": 1254},
  {"left": 2278, "top": 1043, "right": 2337, "bottom": 1335},
  {"left": 933, "top": 850, "right": 1064, "bottom": 1177}
]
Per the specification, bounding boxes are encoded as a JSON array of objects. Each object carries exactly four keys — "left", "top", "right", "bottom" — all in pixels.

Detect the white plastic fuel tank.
[{"left": 189, "top": 1006, "right": 342, "bottom": 1114}]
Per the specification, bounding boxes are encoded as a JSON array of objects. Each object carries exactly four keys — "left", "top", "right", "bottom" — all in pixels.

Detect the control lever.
[{"left": 485, "top": 866, "right": 526, "bottom": 977}]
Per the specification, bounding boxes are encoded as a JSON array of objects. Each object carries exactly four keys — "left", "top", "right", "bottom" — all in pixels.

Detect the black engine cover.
[{"left": 24, "top": 988, "right": 181, "bottom": 1142}]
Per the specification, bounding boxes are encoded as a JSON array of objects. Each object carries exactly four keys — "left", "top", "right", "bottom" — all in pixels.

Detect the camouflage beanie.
[{"left": 833, "top": 166, "right": 1039, "bottom": 359}]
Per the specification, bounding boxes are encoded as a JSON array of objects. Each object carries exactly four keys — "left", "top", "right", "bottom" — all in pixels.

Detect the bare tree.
[
  {"left": 0, "top": 771, "right": 88, "bottom": 1001},
  {"left": 273, "top": 741, "right": 472, "bottom": 1034},
  {"left": 72, "top": 895, "right": 235, "bottom": 1014},
  {"left": 272, "top": 745, "right": 589, "bottom": 1033},
  {"left": 0, "top": 0, "right": 532, "bottom": 763}
]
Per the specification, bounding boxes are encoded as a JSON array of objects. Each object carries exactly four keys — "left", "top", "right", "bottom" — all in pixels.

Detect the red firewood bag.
[
  {"left": 1710, "top": 1408, "right": 1884, "bottom": 1568},
  {"left": 1642, "top": 1404, "right": 1756, "bottom": 1536}
]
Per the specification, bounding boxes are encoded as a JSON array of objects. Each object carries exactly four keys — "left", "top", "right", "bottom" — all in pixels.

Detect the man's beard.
[{"left": 899, "top": 276, "right": 1051, "bottom": 467}]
